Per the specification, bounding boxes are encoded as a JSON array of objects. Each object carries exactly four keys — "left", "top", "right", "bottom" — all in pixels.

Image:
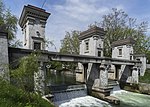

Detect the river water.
[
  {"left": 111, "top": 90, "right": 150, "bottom": 107},
  {"left": 47, "top": 71, "right": 150, "bottom": 107},
  {"left": 58, "top": 90, "right": 150, "bottom": 107}
]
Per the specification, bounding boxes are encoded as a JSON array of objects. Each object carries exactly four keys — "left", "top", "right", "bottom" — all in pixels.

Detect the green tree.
[
  {"left": 0, "top": 0, "right": 18, "bottom": 46},
  {"left": 10, "top": 53, "right": 39, "bottom": 92},
  {"left": 100, "top": 8, "right": 150, "bottom": 57},
  {"left": 60, "top": 31, "right": 80, "bottom": 54},
  {"left": 1, "top": 53, "right": 54, "bottom": 107},
  {"left": 59, "top": 31, "right": 80, "bottom": 71}
]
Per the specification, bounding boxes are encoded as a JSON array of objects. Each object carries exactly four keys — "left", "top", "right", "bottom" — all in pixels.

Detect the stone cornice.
[
  {"left": 19, "top": 5, "right": 51, "bottom": 28},
  {"left": 79, "top": 26, "right": 106, "bottom": 40},
  {"left": 111, "top": 38, "right": 135, "bottom": 47},
  {"left": 0, "top": 31, "right": 8, "bottom": 39}
]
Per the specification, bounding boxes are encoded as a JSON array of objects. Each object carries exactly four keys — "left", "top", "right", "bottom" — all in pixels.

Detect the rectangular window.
[
  {"left": 98, "top": 51, "right": 101, "bottom": 57},
  {"left": 34, "top": 42, "right": 41, "bottom": 50},
  {"left": 85, "top": 42, "right": 89, "bottom": 51},
  {"left": 130, "top": 56, "right": 132, "bottom": 60},
  {"left": 118, "top": 48, "right": 122, "bottom": 56}
]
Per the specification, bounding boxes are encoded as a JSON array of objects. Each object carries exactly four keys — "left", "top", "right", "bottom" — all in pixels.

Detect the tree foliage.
[
  {"left": 0, "top": 0, "right": 18, "bottom": 46},
  {"left": 0, "top": 77, "right": 53, "bottom": 107},
  {"left": 10, "top": 53, "right": 39, "bottom": 92},
  {"left": 58, "top": 31, "right": 80, "bottom": 71},
  {"left": 100, "top": 8, "right": 150, "bottom": 57},
  {"left": 0, "top": 53, "right": 53, "bottom": 107},
  {"left": 60, "top": 31, "right": 80, "bottom": 54}
]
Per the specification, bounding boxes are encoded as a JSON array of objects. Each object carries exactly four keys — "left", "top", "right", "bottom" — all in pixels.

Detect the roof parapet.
[
  {"left": 79, "top": 26, "right": 106, "bottom": 40},
  {"left": 111, "top": 37, "right": 135, "bottom": 47}
]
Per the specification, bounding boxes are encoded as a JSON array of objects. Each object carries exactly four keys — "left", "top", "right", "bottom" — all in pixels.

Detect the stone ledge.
[{"left": 104, "top": 96, "right": 120, "bottom": 105}]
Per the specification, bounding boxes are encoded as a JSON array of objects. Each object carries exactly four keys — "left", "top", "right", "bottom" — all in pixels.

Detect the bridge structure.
[
  {"left": 8, "top": 46, "right": 141, "bottom": 96},
  {"left": 0, "top": 4, "right": 147, "bottom": 98}
]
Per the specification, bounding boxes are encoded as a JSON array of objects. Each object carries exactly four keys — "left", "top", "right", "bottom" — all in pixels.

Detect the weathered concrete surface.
[
  {"left": 147, "top": 64, "right": 150, "bottom": 69},
  {"left": 8, "top": 47, "right": 141, "bottom": 65},
  {"left": 0, "top": 32, "right": 9, "bottom": 80},
  {"left": 104, "top": 96, "right": 120, "bottom": 105},
  {"left": 34, "top": 61, "right": 46, "bottom": 95},
  {"left": 134, "top": 54, "right": 147, "bottom": 76},
  {"left": 91, "top": 86, "right": 113, "bottom": 99},
  {"left": 99, "top": 64, "right": 108, "bottom": 87}
]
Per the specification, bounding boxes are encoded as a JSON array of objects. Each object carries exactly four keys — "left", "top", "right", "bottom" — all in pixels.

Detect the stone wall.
[
  {"left": 112, "top": 44, "right": 133, "bottom": 60},
  {"left": 0, "top": 32, "right": 9, "bottom": 80}
]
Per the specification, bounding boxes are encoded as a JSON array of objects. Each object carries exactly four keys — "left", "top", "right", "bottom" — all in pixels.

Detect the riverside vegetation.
[{"left": 0, "top": 53, "right": 54, "bottom": 107}]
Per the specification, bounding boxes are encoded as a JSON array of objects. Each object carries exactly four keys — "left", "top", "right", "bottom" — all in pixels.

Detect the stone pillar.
[
  {"left": 99, "top": 64, "right": 108, "bottom": 87},
  {"left": 0, "top": 32, "right": 9, "bottom": 81},
  {"left": 34, "top": 61, "right": 45, "bottom": 95},
  {"left": 132, "top": 66, "right": 139, "bottom": 84},
  {"left": 76, "top": 63, "right": 85, "bottom": 83}
]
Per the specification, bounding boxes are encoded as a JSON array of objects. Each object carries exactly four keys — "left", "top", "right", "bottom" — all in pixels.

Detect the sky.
[{"left": 3, "top": 0, "right": 150, "bottom": 51}]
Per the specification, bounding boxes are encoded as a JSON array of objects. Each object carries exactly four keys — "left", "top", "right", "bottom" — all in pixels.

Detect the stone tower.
[
  {"left": 79, "top": 26, "right": 105, "bottom": 57},
  {"left": 76, "top": 26, "right": 105, "bottom": 83},
  {"left": 112, "top": 38, "right": 135, "bottom": 60},
  {"left": 19, "top": 5, "right": 50, "bottom": 50}
]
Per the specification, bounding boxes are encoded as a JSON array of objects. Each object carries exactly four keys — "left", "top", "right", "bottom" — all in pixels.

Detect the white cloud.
[
  {"left": 53, "top": 0, "right": 109, "bottom": 22},
  {"left": 16, "top": 0, "right": 125, "bottom": 51}
]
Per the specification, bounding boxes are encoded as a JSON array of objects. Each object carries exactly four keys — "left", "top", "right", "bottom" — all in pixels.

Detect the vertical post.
[
  {"left": 0, "top": 32, "right": 9, "bottom": 81},
  {"left": 76, "top": 63, "right": 85, "bottom": 83},
  {"left": 34, "top": 61, "right": 45, "bottom": 95},
  {"left": 99, "top": 64, "right": 108, "bottom": 87},
  {"left": 132, "top": 66, "right": 139, "bottom": 84}
]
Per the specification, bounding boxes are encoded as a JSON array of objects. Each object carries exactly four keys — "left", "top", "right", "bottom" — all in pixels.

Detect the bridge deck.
[{"left": 9, "top": 47, "right": 141, "bottom": 66}]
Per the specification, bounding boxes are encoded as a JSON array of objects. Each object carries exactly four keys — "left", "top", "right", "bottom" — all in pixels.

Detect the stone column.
[
  {"left": 0, "top": 32, "right": 9, "bottom": 81},
  {"left": 99, "top": 64, "right": 108, "bottom": 87},
  {"left": 132, "top": 66, "right": 139, "bottom": 84},
  {"left": 76, "top": 63, "right": 85, "bottom": 83},
  {"left": 34, "top": 61, "right": 45, "bottom": 95}
]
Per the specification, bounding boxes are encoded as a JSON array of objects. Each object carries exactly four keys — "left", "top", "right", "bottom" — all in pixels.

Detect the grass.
[
  {"left": 139, "top": 69, "right": 150, "bottom": 84},
  {"left": 0, "top": 78, "right": 54, "bottom": 107}
]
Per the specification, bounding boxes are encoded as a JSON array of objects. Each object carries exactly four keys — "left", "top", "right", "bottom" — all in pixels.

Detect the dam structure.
[{"left": 0, "top": 4, "right": 149, "bottom": 106}]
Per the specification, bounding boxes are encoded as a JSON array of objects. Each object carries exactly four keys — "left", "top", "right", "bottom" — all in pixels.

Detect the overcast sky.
[{"left": 3, "top": 0, "right": 150, "bottom": 51}]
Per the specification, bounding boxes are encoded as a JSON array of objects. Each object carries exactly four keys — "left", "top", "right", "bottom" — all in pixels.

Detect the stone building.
[
  {"left": 76, "top": 26, "right": 105, "bottom": 83},
  {"left": 134, "top": 54, "right": 147, "bottom": 76},
  {"left": 19, "top": 5, "right": 50, "bottom": 50},
  {"left": 79, "top": 26, "right": 105, "bottom": 57},
  {"left": 18, "top": 5, "right": 50, "bottom": 94},
  {"left": 112, "top": 38, "right": 135, "bottom": 60},
  {"left": 111, "top": 38, "right": 147, "bottom": 77}
]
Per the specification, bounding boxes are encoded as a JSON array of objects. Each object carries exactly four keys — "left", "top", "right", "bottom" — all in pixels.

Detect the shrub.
[
  {"left": 0, "top": 78, "right": 53, "bottom": 107},
  {"left": 139, "top": 69, "right": 150, "bottom": 84}
]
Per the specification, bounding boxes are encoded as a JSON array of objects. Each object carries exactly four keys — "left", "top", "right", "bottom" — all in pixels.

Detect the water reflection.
[
  {"left": 46, "top": 70, "right": 150, "bottom": 107},
  {"left": 46, "top": 69, "right": 76, "bottom": 86}
]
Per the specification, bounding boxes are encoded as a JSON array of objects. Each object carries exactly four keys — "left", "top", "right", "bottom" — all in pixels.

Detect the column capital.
[
  {"left": 99, "top": 64, "right": 105, "bottom": 70},
  {"left": 99, "top": 63, "right": 111, "bottom": 71},
  {"left": 133, "top": 66, "right": 138, "bottom": 70}
]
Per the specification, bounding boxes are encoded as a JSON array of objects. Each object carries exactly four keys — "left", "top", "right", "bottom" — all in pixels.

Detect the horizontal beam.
[{"left": 8, "top": 47, "right": 141, "bottom": 66}]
